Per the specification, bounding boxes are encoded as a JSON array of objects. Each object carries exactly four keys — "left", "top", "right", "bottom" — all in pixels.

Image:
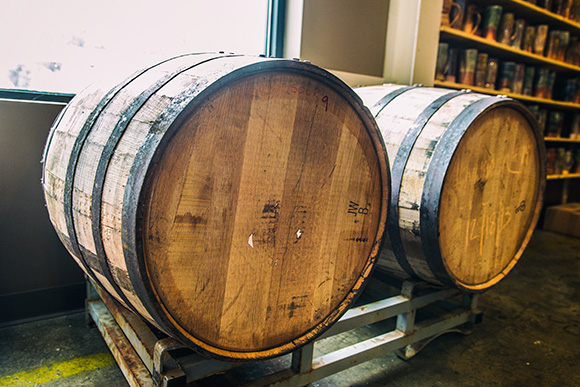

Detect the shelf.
[
  {"left": 440, "top": 26, "right": 580, "bottom": 74},
  {"left": 547, "top": 173, "right": 580, "bottom": 180},
  {"left": 433, "top": 80, "right": 580, "bottom": 109},
  {"left": 545, "top": 137, "right": 580, "bottom": 143},
  {"left": 467, "top": 0, "right": 580, "bottom": 34}
]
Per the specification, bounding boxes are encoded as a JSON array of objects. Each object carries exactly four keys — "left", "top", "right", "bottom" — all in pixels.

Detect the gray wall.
[{"left": 0, "top": 99, "right": 84, "bottom": 324}]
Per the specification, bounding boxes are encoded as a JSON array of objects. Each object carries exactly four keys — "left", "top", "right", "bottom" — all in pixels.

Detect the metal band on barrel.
[
  {"left": 62, "top": 70, "right": 153, "bottom": 288},
  {"left": 91, "top": 54, "right": 221, "bottom": 318},
  {"left": 388, "top": 90, "right": 468, "bottom": 281},
  {"left": 420, "top": 97, "right": 502, "bottom": 287}
]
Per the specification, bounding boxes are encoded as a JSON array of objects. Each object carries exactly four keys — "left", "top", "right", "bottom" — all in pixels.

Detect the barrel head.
[
  {"left": 140, "top": 66, "right": 388, "bottom": 358},
  {"left": 439, "top": 104, "right": 545, "bottom": 291}
]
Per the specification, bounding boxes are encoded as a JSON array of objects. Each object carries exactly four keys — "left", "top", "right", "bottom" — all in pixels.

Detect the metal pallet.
[{"left": 85, "top": 276, "right": 482, "bottom": 387}]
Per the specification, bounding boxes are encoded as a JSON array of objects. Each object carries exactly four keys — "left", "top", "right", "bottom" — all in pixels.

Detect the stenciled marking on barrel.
[
  {"left": 346, "top": 200, "right": 372, "bottom": 240},
  {"left": 347, "top": 200, "right": 370, "bottom": 216}
]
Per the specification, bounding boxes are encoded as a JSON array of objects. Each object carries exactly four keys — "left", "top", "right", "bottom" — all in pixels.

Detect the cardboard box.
[{"left": 544, "top": 203, "right": 580, "bottom": 238}]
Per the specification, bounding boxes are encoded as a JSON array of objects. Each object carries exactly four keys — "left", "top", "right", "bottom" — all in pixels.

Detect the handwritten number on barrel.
[{"left": 288, "top": 83, "right": 329, "bottom": 111}]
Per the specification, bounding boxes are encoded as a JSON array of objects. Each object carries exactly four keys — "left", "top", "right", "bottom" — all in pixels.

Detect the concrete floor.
[{"left": 1, "top": 229, "right": 579, "bottom": 386}]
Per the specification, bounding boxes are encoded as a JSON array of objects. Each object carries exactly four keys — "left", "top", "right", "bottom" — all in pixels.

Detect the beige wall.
[{"left": 285, "top": 0, "right": 442, "bottom": 87}]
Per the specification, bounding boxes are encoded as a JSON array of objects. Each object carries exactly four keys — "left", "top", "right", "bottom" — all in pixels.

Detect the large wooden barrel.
[
  {"left": 355, "top": 84, "right": 545, "bottom": 292},
  {"left": 42, "top": 54, "right": 390, "bottom": 360}
]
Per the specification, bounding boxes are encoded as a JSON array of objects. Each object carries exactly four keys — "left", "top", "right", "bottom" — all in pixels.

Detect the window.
[{"left": 0, "top": 0, "right": 269, "bottom": 94}]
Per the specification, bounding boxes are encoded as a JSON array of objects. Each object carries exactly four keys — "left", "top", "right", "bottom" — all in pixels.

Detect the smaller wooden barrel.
[
  {"left": 42, "top": 54, "right": 389, "bottom": 360},
  {"left": 355, "top": 84, "right": 546, "bottom": 292}
]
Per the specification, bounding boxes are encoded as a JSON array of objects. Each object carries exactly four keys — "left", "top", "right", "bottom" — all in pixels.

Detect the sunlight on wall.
[{"left": 0, "top": 0, "right": 268, "bottom": 93}]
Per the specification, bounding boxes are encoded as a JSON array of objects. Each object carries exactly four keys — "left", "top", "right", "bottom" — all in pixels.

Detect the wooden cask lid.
[
  {"left": 436, "top": 102, "right": 545, "bottom": 290},
  {"left": 133, "top": 61, "right": 389, "bottom": 359}
]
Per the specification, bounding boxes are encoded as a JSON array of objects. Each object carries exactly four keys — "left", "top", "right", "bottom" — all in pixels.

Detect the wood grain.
[{"left": 142, "top": 72, "right": 384, "bottom": 353}]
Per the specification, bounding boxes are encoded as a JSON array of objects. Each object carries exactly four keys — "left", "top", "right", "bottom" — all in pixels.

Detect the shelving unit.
[
  {"left": 435, "top": 0, "right": 580, "bottom": 204},
  {"left": 440, "top": 25, "right": 580, "bottom": 73},
  {"left": 477, "top": 0, "right": 580, "bottom": 32}
]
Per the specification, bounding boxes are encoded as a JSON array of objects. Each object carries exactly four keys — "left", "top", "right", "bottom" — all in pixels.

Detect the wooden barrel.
[
  {"left": 41, "top": 54, "right": 389, "bottom": 360},
  {"left": 355, "top": 84, "right": 545, "bottom": 292}
]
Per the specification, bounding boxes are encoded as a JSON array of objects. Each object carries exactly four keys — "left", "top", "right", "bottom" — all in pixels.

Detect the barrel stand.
[{"left": 85, "top": 277, "right": 482, "bottom": 387}]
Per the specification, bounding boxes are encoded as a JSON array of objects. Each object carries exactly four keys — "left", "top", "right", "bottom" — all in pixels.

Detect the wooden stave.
[
  {"left": 43, "top": 55, "right": 390, "bottom": 360},
  {"left": 43, "top": 76, "right": 126, "bottom": 302},
  {"left": 357, "top": 85, "right": 461, "bottom": 284},
  {"left": 355, "top": 84, "right": 546, "bottom": 291},
  {"left": 379, "top": 87, "right": 469, "bottom": 282},
  {"left": 87, "top": 53, "right": 241, "bottom": 322},
  {"left": 58, "top": 53, "right": 280, "bottom": 343}
]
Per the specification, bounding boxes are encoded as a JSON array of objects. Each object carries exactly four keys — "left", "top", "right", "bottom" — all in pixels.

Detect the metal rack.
[{"left": 85, "top": 276, "right": 482, "bottom": 387}]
